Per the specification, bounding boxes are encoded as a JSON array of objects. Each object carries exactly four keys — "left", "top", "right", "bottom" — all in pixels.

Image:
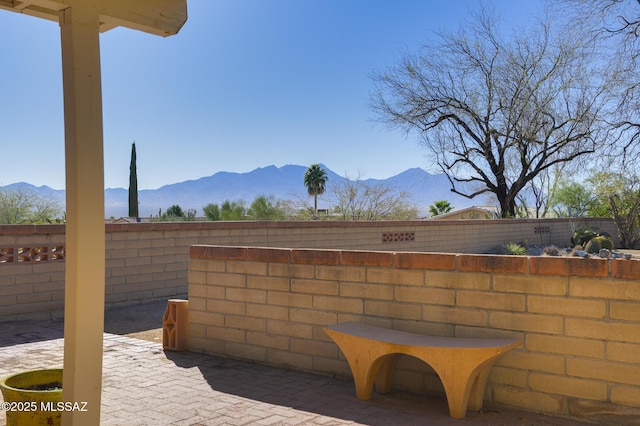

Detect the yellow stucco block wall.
[
  {"left": 0, "top": 217, "right": 622, "bottom": 322},
  {"left": 189, "top": 245, "right": 640, "bottom": 424}
]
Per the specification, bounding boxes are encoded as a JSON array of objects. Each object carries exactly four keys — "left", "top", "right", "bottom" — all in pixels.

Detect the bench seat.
[{"left": 324, "top": 321, "right": 522, "bottom": 418}]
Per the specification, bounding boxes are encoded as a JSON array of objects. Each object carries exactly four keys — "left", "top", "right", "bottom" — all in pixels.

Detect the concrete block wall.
[
  {"left": 104, "top": 224, "right": 191, "bottom": 306},
  {"left": 188, "top": 245, "right": 640, "bottom": 423},
  {"left": 0, "top": 225, "right": 66, "bottom": 320},
  {"left": 0, "top": 217, "right": 620, "bottom": 321},
  {"left": 0, "top": 223, "right": 194, "bottom": 321}
]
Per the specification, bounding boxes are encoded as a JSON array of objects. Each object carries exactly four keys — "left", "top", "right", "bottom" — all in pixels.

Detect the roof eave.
[{"left": 0, "top": 0, "right": 187, "bottom": 37}]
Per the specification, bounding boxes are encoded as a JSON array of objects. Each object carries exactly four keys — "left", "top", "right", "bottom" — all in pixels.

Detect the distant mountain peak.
[{"left": 2, "top": 164, "right": 477, "bottom": 218}]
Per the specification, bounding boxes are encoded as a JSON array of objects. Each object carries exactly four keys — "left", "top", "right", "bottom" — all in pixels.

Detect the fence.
[{"left": 0, "top": 218, "right": 619, "bottom": 321}]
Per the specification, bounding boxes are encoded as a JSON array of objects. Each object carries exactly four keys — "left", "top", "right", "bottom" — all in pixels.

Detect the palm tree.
[
  {"left": 304, "top": 164, "right": 328, "bottom": 215},
  {"left": 429, "top": 200, "right": 453, "bottom": 217}
]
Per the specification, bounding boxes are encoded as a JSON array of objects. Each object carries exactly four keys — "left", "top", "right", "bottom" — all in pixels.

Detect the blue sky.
[{"left": 0, "top": 0, "right": 545, "bottom": 190}]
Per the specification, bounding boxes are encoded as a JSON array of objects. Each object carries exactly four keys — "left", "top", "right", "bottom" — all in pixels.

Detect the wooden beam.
[
  {"left": 0, "top": 1, "right": 66, "bottom": 23},
  {"left": 96, "top": 0, "right": 187, "bottom": 37},
  {"left": 0, "top": 0, "right": 187, "bottom": 36}
]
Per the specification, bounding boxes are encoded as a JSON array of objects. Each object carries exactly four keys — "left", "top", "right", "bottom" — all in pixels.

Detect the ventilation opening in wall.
[
  {"left": 534, "top": 226, "right": 550, "bottom": 234},
  {"left": 382, "top": 232, "right": 415, "bottom": 243},
  {"left": 0, "top": 246, "right": 65, "bottom": 264}
]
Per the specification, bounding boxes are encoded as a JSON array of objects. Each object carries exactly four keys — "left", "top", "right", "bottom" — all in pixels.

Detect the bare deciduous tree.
[
  {"left": 371, "top": 9, "right": 613, "bottom": 218},
  {"left": 557, "top": 0, "right": 640, "bottom": 58},
  {"left": 554, "top": 0, "right": 640, "bottom": 163},
  {"left": 331, "top": 175, "right": 417, "bottom": 220}
]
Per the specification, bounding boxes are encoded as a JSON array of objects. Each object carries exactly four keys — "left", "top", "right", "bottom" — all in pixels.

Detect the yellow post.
[
  {"left": 59, "top": 3, "right": 105, "bottom": 425},
  {"left": 0, "top": 2, "right": 186, "bottom": 424}
]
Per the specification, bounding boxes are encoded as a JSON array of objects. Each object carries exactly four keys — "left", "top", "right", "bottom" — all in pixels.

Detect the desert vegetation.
[{"left": 0, "top": 188, "right": 62, "bottom": 224}]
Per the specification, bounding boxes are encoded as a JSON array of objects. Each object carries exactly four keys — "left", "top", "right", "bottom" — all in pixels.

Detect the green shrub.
[{"left": 503, "top": 242, "right": 528, "bottom": 256}]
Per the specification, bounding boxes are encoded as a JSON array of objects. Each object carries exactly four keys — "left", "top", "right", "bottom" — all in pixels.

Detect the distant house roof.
[
  {"left": 107, "top": 217, "right": 145, "bottom": 224},
  {"left": 429, "top": 206, "right": 497, "bottom": 220}
]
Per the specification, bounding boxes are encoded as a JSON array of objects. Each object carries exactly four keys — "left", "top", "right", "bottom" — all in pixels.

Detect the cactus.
[
  {"left": 571, "top": 226, "right": 599, "bottom": 246},
  {"left": 584, "top": 235, "right": 614, "bottom": 254},
  {"left": 571, "top": 226, "right": 614, "bottom": 254}
]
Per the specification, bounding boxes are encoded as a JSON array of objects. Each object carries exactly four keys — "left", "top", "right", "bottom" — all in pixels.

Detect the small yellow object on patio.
[{"left": 162, "top": 299, "right": 189, "bottom": 351}]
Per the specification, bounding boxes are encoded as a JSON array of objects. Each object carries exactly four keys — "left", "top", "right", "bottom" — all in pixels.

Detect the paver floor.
[{"left": 0, "top": 305, "right": 599, "bottom": 425}]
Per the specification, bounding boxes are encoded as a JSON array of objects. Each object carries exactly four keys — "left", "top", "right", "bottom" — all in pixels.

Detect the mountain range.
[{"left": 1, "top": 164, "right": 481, "bottom": 218}]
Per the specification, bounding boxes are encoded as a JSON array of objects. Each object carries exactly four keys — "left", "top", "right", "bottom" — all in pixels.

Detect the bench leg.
[
  {"left": 374, "top": 353, "right": 399, "bottom": 394},
  {"left": 324, "top": 328, "right": 395, "bottom": 400},
  {"left": 351, "top": 354, "right": 400, "bottom": 400},
  {"left": 467, "top": 365, "right": 492, "bottom": 410},
  {"left": 334, "top": 347, "right": 386, "bottom": 400},
  {"left": 426, "top": 356, "right": 503, "bottom": 418},
  {"left": 434, "top": 367, "right": 477, "bottom": 419}
]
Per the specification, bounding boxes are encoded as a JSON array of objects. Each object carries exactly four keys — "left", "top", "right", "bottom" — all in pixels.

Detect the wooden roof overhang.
[{"left": 0, "top": 0, "right": 187, "bottom": 36}]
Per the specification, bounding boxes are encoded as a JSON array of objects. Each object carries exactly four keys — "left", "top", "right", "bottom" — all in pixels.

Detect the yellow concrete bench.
[{"left": 323, "top": 321, "right": 522, "bottom": 419}]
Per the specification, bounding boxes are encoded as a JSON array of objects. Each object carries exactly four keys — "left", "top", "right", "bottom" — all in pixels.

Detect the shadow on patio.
[
  {"left": 0, "top": 301, "right": 596, "bottom": 426},
  {"left": 164, "top": 347, "right": 593, "bottom": 426}
]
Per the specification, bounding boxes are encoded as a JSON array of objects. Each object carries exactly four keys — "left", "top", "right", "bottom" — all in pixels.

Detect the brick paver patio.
[{"left": 0, "top": 318, "right": 593, "bottom": 425}]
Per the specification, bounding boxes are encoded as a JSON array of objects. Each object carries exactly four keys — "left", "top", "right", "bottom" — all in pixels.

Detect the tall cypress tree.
[{"left": 128, "top": 142, "right": 139, "bottom": 218}]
